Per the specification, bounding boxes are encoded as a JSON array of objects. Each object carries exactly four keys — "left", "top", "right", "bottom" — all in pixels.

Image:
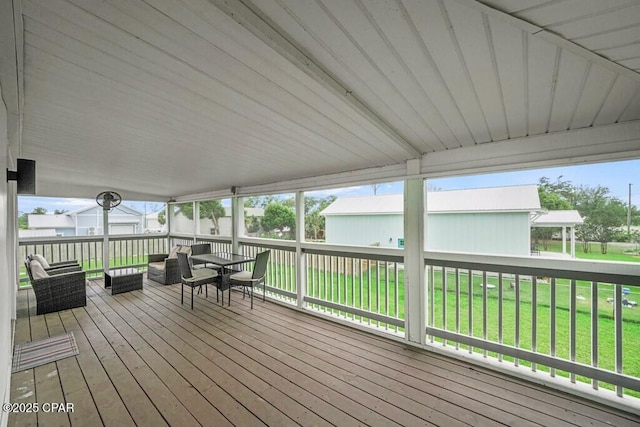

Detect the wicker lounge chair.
[
  {"left": 25, "top": 259, "right": 86, "bottom": 315},
  {"left": 26, "top": 254, "right": 81, "bottom": 280},
  {"left": 147, "top": 244, "right": 191, "bottom": 285}
]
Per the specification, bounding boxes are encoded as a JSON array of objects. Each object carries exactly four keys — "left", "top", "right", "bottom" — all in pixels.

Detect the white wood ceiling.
[{"left": 12, "top": 0, "right": 640, "bottom": 200}]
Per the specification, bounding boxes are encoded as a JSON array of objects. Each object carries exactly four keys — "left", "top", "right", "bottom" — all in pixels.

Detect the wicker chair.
[
  {"left": 24, "top": 256, "right": 82, "bottom": 282},
  {"left": 25, "top": 259, "right": 87, "bottom": 315},
  {"left": 147, "top": 245, "right": 191, "bottom": 285},
  {"left": 26, "top": 255, "right": 81, "bottom": 280}
]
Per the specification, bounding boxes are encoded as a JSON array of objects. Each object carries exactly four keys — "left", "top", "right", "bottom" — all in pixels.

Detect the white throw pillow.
[
  {"left": 168, "top": 245, "right": 181, "bottom": 259},
  {"left": 32, "top": 254, "right": 50, "bottom": 269},
  {"left": 30, "top": 260, "right": 50, "bottom": 279}
]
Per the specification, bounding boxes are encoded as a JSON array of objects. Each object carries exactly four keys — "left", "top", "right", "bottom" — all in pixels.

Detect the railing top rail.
[
  {"left": 168, "top": 233, "right": 233, "bottom": 242},
  {"left": 302, "top": 242, "right": 404, "bottom": 262},
  {"left": 19, "top": 234, "right": 169, "bottom": 245},
  {"left": 425, "top": 250, "right": 640, "bottom": 286},
  {"left": 238, "top": 237, "right": 297, "bottom": 252}
]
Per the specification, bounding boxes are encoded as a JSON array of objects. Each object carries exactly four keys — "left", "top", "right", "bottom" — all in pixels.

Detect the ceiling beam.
[
  {"left": 452, "top": 0, "right": 640, "bottom": 84},
  {"left": 422, "top": 120, "right": 640, "bottom": 177},
  {"left": 209, "top": 0, "right": 423, "bottom": 159}
]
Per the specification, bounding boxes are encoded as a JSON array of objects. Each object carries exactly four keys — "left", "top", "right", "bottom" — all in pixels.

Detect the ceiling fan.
[{"left": 96, "top": 191, "right": 122, "bottom": 211}]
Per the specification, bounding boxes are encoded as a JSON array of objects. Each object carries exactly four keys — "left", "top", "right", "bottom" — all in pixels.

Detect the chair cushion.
[
  {"left": 192, "top": 268, "right": 218, "bottom": 279},
  {"left": 230, "top": 270, "right": 253, "bottom": 282},
  {"left": 32, "top": 254, "right": 50, "bottom": 269},
  {"left": 168, "top": 244, "right": 192, "bottom": 259},
  {"left": 167, "top": 245, "right": 181, "bottom": 259},
  {"left": 148, "top": 262, "right": 165, "bottom": 271},
  {"left": 30, "top": 260, "right": 50, "bottom": 279}
]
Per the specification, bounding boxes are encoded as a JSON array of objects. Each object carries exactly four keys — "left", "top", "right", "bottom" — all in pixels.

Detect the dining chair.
[
  {"left": 176, "top": 252, "right": 219, "bottom": 309},
  {"left": 228, "top": 250, "right": 270, "bottom": 309},
  {"left": 190, "top": 243, "right": 216, "bottom": 270}
]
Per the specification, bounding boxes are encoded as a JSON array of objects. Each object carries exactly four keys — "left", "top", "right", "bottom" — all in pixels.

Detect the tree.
[
  {"left": 53, "top": 209, "right": 68, "bottom": 215},
  {"left": 18, "top": 212, "right": 28, "bottom": 229},
  {"left": 262, "top": 203, "right": 295, "bottom": 239},
  {"left": 157, "top": 209, "right": 166, "bottom": 226},
  {"left": 31, "top": 207, "right": 47, "bottom": 214},
  {"left": 574, "top": 185, "right": 627, "bottom": 254},
  {"left": 305, "top": 195, "right": 336, "bottom": 241},
  {"left": 533, "top": 177, "right": 574, "bottom": 250},
  {"left": 175, "top": 200, "right": 226, "bottom": 234}
]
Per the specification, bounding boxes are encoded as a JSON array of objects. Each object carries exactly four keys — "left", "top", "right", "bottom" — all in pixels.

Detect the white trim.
[{"left": 175, "top": 122, "right": 640, "bottom": 202}]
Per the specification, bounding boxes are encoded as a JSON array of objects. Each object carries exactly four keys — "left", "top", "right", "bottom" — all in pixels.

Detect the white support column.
[
  {"left": 571, "top": 226, "right": 576, "bottom": 258},
  {"left": 296, "top": 191, "right": 306, "bottom": 309},
  {"left": 404, "top": 159, "right": 426, "bottom": 345},
  {"left": 231, "top": 196, "right": 243, "bottom": 254},
  {"left": 562, "top": 227, "right": 567, "bottom": 255},
  {"left": 193, "top": 201, "right": 199, "bottom": 242},
  {"left": 102, "top": 208, "right": 109, "bottom": 275},
  {"left": 166, "top": 203, "right": 172, "bottom": 247}
]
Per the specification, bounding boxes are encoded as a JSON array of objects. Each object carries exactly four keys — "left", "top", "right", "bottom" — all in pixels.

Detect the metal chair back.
[
  {"left": 252, "top": 250, "right": 270, "bottom": 281},
  {"left": 176, "top": 252, "right": 193, "bottom": 279}
]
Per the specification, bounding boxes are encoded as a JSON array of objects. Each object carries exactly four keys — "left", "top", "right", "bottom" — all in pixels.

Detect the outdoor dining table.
[
  {"left": 189, "top": 252, "right": 256, "bottom": 306},
  {"left": 189, "top": 252, "right": 255, "bottom": 274}
]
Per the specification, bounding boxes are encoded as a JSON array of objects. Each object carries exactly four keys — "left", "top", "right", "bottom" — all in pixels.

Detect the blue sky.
[{"left": 18, "top": 159, "right": 640, "bottom": 213}]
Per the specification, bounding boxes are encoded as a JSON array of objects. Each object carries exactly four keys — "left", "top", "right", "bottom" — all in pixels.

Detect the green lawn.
[
  {"left": 299, "top": 260, "right": 639, "bottom": 397},
  {"left": 544, "top": 240, "right": 640, "bottom": 263}
]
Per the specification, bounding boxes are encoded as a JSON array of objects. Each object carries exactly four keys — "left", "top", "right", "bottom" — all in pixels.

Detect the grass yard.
[
  {"left": 298, "top": 259, "right": 640, "bottom": 397},
  {"left": 544, "top": 240, "right": 640, "bottom": 263}
]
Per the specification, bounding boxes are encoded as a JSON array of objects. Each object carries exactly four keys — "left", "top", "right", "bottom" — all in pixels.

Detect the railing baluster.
[
  {"left": 455, "top": 268, "right": 460, "bottom": 351},
  {"left": 368, "top": 260, "right": 372, "bottom": 325},
  {"left": 498, "top": 273, "right": 503, "bottom": 362},
  {"left": 550, "top": 277, "right": 556, "bottom": 377},
  {"left": 482, "top": 270, "right": 487, "bottom": 357},
  {"left": 532, "top": 276, "right": 537, "bottom": 372},
  {"left": 394, "top": 262, "right": 399, "bottom": 331},
  {"left": 615, "top": 283, "right": 623, "bottom": 397},
  {"left": 385, "top": 261, "right": 389, "bottom": 329},
  {"left": 570, "top": 279, "right": 577, "bottom": 383},
  {"left": 376, "top": 260, "right": 381, "bottom": 326},
  {"left": 468, "top": 269, "right": 472, "bottom": 353},
  {"left": 352, "top": 258, "right": 356, "bottom": 321},
  {"left": 515, "top": 274, "right": 520, "bottom": 367},
  {"left": 591, "top": 281, "right": 598, "bottom": 390},
  {"left": 442, "top": 266, "right": 447, "bottom": 346},
  {"left": 430, "top": 265, "right": 435, "bottom": 343}
]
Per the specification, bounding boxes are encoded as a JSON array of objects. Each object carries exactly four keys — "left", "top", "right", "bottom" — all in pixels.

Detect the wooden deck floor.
[{"left": 9, "top": 277, "right": 640, "bottom": 427}]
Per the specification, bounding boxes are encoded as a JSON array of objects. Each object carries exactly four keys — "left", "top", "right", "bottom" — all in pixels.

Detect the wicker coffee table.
[{"left": 105, "top": 268, "right": 143, "bottom": 295}]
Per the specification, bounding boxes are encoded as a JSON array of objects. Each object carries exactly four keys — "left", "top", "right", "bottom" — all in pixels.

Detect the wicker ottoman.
[{"left": 105, "top": 268, "right": 143, "bottom": 295}]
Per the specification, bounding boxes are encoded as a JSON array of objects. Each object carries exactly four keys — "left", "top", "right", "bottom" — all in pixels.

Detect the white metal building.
[{"left": 323, "top": 185, "right": 541, "bottom": 256}]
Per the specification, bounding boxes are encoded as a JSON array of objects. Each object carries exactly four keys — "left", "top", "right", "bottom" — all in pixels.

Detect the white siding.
[
  {"left": 427, "top": 212, "right": 530, "bottom": 256},
  {"left": 0, "top": 90, "right": 14, "bottom": 427},
  {"left": 325, "top": 215, "right": 404, "bottom": 248}
]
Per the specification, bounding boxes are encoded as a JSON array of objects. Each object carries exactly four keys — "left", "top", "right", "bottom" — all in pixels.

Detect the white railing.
[
  {"left": 18, "top": 234, "right": 169, "bottom": 284},
  {"left": 302, "top": 246, "right": 404, "bottom": 332},
  {"left": 239, "top": 238, "right": 298, "bottom": 303},
  {"left": 18, "top": 234, "right": 640, "bottom": 402},
  {"left": 169, "top": 234, "right": 233, "bottom": 254},
  {"left": 424, "top": 251, "right": 640, "bottom": 399}
]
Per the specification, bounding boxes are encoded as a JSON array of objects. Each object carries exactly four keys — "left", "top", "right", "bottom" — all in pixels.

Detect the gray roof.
[
  {"left": 28, "top": 214, "right": 75, "bottom": 228},
  {"left": 532, "top": 210, "right": 584, "bottom": 227},
  {"left": 322, "top": 185, "right": 541, "bottom": 216}
]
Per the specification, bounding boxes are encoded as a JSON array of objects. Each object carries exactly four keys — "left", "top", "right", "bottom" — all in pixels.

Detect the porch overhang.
[{"left": 0, "top": 0, "right": 639, "bottom": 200}]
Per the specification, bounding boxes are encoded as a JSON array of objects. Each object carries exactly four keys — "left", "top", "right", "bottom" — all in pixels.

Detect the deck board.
[{"left": 9, "top": 277, "right": 640, "bottom": 426}]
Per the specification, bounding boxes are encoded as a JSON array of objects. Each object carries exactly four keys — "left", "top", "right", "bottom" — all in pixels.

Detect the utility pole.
[{"left": 628, "top": 183, "right": 633, "bottom": 235}]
